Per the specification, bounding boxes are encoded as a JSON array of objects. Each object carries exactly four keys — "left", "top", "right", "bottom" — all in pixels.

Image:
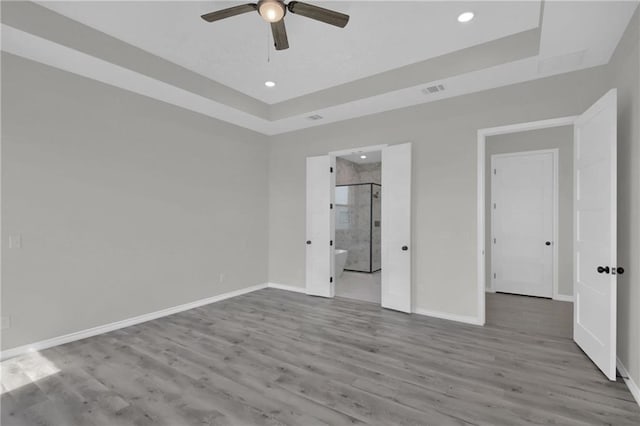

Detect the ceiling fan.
[{"left": 201, "top": 0, "right": 350, "bottom": 51}]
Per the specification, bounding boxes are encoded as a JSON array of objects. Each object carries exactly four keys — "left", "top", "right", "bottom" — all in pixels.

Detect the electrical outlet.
[
  {"left": 1, "top": 316, "right": 11, "bottom": 330},
  {"left": 9, "top": 234, "right": 22, "bottom": 249}
]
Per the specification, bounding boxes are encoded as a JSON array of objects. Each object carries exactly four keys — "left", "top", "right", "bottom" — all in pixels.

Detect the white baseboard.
[
  {"left": 0, "top": 283, "right": 268, "bottom": 361},
  {"left": 413, "top": 307, "right": 483, "bottom": 326},
  {"left": 267, "top": 283, "right": 307, "bottom": 294},
  {"left": 617, "top": 357, "right": 640, "bottom": 407},
  {"left": 553, "top": 294, "right": 574, "bottom": 303}
]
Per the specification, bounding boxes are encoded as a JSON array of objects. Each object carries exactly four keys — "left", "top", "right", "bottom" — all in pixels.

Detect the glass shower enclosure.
[{"left": 335, "top": 183, "right": 382, "bottom": 273}]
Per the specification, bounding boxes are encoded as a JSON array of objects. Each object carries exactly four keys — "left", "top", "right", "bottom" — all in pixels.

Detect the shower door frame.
[{"left": 336, "top": 182, "right": 382, "bottom": 274}]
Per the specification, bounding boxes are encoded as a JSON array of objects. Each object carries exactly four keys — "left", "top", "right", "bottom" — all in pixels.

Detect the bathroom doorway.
[
  {"left": 334, "top": 152, "right": 382, "bottom": 303},
  {"left": 306, "top": 142, "right": 411, "bottom": 312}
]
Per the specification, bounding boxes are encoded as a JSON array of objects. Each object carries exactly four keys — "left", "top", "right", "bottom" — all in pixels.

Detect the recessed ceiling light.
[
  {"left": 457, "top": 12, "right": 475, "bottom": 23},
  {"left": 265, "top": 81, "right": 276, "bottom": 88},
  {"left": 360, "top": 155, "right": 367, "bottom": 159}
]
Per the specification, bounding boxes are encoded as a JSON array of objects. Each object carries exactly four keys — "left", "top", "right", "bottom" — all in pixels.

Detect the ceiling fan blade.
[
  {"left": 271, "top": 20, "right": 289, "bottom": 50},
  {"left": 201, "top": 4, "right": 257, "bottom": 22},
  {"left": 287, "top": 1, "right": 349, "bottom": 28}
]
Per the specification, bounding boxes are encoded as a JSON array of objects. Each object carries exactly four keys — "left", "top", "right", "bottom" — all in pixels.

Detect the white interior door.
[
  {"left": 381, "top": 143, "right": 412, "bottom": 313},
  {"left": 574, "top": 89, "right": 617, "bottom": 381},
  {"left": 491, "top": 151, "right": 555, "bottom": 298},
  {"left": 306, "top": 155, "right": 335, "bottom": 297}
]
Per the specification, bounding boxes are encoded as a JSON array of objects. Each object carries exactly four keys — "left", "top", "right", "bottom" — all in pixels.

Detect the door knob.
[
  {"left": 545, "top": 241, "right": 552, "bottom": 246},
  {"left": 612, "top": 266, "right": 625, "bottom": 275},
  {"left": 306, "top": 240, "right": 312, "bottom": 245},
  {"left": 597, "top": 266, "right": 610, "bottom": 274},
  {"left": 402, "top": 246, "right": 409, "bottom": 251}
]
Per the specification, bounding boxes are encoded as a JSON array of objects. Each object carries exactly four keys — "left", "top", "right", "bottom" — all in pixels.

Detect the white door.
[
  {"left": 381, "top": 143, "right": 412, "bottom": 313},
  {"left": 491, "top": 151, "right": 555, "bottom": 298},
  {"left": 306, "top": 155, "right": 336, "bottom": 297},
  {"left": 574, "top": 89, "right": 617, "bottom": 381}
]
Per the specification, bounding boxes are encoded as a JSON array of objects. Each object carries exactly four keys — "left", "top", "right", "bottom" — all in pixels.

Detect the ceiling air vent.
[
  {"left": 307, "top": 114, "right": 324, "bottom": 121},
  {"left": 422, "top": 84, "right": 445, "bottom": 95}
]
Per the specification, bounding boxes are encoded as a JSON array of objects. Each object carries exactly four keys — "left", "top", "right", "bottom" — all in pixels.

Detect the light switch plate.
[
  {"left": 1, "top": 316, "right": 11, "bottom": 330},
  {"left": 9, "top": 234, "right": 22, "bottom": 249}
]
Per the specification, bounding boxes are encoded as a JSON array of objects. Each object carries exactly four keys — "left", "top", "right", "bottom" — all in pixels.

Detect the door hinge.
[
  {"left": 330, "top": 277, "right": 333, "bottom": 283},
  {"left": 493, "top": 238, "right": 496, "bottom": 244},
  {"left": 494, "top": 169, "right": 497, "bottom": 175},
  {"left": 493, "top": 203, "right": 497, "bottom": 210},
  {"left": 330, "top": 240, "right": 333, "bottom": 246},
  {"left": 330, "top": 203, "right": 333, "bottom": 209},
  {"left": 494, "top": 273, "right": 497, "bottom": 279},
  {"left": 330, "top": 167, "right": 334, "bottom": 173}
]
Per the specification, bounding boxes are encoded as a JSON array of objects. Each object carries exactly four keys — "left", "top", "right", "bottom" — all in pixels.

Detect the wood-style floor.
[
  {"left": 2, "top": 289, "right": 639, "bottom": 425},
  {"left": 486, "top": 292, "right": 574, "bottom": 339}
]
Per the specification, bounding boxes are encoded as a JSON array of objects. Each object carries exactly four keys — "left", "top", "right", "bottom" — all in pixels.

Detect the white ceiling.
[
  {"left": 3, "top": 1, "right": 639, "bottom": 135},
  {"left": 37, "top": 1, "right": 542, "bottom": 104},
  {"left": 339, "top": 150, "right": 382, "bottom": 164}
]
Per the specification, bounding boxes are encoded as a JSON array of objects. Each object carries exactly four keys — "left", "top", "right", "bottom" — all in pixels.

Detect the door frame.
[
  {"left": 489, "top": 148, "right": 559, "bottom": 299},
  {"left": 477, "top": 116, "right": 577, "bottom": 325},
  {"left": 322, "top": 143, "right": 413, "bottom": 310},
  {"left": 309, "top": 144, "right": 388, "bottom": 300},
  {"left": 329, "top": 144, "right": 389, "bottom": 291}
]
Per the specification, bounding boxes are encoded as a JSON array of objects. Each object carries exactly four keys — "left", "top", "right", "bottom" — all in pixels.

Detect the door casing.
[
  {"left": 306, "top": 143, "right": 413, "bottom": 312},
  {"left": 477, "top": 94, "right": 618, "bottom": 381},
  {"left": 477, "top": 116, "right": 578, "bottom": 325}
]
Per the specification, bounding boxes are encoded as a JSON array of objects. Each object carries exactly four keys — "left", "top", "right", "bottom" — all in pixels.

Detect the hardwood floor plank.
[
  {"left": 2, "top": 288, "right": 639, "bottom": 425},
  {"left": 187, "top": 296, "right": 633, "bottom": 424}
]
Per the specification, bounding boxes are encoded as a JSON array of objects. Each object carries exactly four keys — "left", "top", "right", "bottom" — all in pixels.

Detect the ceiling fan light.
[{"left": 258, "top": 0, "right": 286, "bottom": 23}]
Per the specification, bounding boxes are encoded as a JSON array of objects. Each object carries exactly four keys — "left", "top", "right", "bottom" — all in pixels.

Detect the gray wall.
[
  {"left": 609, "top": 6, "right": 640, "bottom": 392},
  {"left": 1, "top": 53, "right": 270, "bottom": 350},
  {"left": 486, "top": 126, "right": 574, "bottom": 297},
  {"left": 268, "top": 65, "right": 611, "bottom": 319}
]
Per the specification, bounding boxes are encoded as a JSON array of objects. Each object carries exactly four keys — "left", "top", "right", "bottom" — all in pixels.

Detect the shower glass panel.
[{"left": 335, "top": 183, "right": 382, "bottom": 273}]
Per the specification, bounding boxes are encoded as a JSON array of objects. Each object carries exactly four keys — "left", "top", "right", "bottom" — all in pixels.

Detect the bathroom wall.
[
  {"left": 358, "top": 164, "right": 382, "bottom": 185},
  {"left": 336, "top": 158, "right": 360, "bottom": 185},
  {"left": 336, "top": 158, "right": 382, "bottom": 185},
  {"left": 336, "top": 185, "right": 372, "bottom": 272},
  {"left": 335, "top": 158, "right": 382, "bottom": 272}
]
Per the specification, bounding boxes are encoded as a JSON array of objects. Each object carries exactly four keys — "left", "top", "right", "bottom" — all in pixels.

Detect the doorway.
[
  {"left": 334, "top": 152, "right": 382, "bottom": 304},
  {"left": 485, "top": 132, "right": 571, "bottom": 338},
  {"left": 477, "top": 89, "right": 619, "bottom": 381},
  {"left": 305, "top": 143, "right": 412, "bottom": 313}
]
